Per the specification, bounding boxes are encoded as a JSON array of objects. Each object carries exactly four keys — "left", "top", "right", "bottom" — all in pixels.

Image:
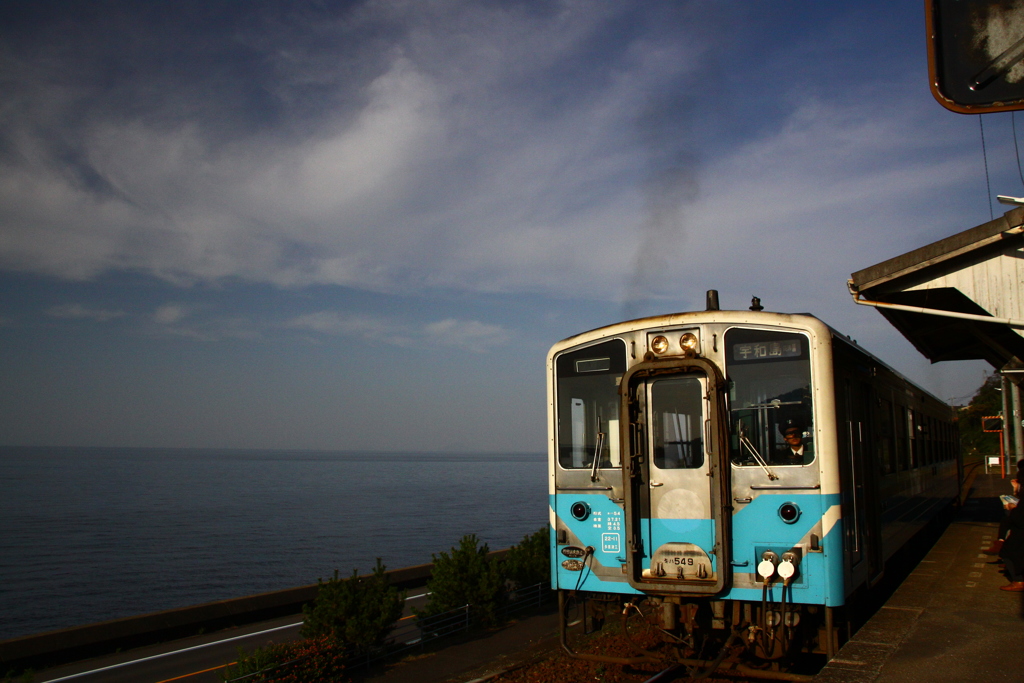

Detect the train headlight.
[
  {"left": 778, "top": 502, "right": 801, "bottom": 524},
  {"left": 679, "top": 333, "right": 698, "bottom": 352},
  {"left": 651, "top": 335, "right": 669, "bottom": 354},
  {"left": 570, "top": 501, "right": 591, "bottom": 521}
]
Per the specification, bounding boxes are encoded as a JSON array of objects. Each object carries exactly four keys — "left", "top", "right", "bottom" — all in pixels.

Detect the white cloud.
[
  {"left": 286, "top": 310, "right": 509, "bottom": 352},
  {"left": 0, "top": 3, "right": 708, "bottom": 297},
  {"left": 45, "top": 303, "right": 126, "bottom": 322},
  {"left": 149, "top": 304, "right": 259, "bottom": 342},
  {"left": 423, "top": 318, "right": 509, "bottom": 352},
  {"left": 0, "top": 2, "right": 988, "bottom": 315},
  {"left": 153, "top": 304, "right": 189, "bottom": 325},
  {"left": 286, "top": 310, "right": 409, "bottom": 343}
]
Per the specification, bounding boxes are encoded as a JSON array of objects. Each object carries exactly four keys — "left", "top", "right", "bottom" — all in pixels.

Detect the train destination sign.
[{"left": 732, "top": 340, "right": 801, "bottom": 362}]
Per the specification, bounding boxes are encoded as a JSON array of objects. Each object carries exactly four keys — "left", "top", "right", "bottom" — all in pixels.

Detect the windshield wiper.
[{"left": 738, "top": 426, "right": 778, "bottom": 481}]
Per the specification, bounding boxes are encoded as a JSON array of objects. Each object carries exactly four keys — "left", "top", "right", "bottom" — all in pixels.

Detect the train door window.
[
  {"left": 651, "top": 377, "right": 704, "bottom": 469},
  {"left": 879, "top": 398, "right": 894, "bottom": 475},
  {"left": 938, "top": 421, "right": 946, "bottom": 461},
  {"left": 940, "top": 420, "right": 946, "bottom": 461},
  {"left": 945, "top": 421, "right": 951, "bottom": 461},
  {"left": 924, "top": 416, "right": 934, "bottom": 465},
  {"left": 909, "top": 409, "right": 917, "bottom": 466},
  {"left": 725, "top": 328, "right": 813, "bottom": 466},
  {"left": 895, "top": 405, "right": 908, "bottom": 471},
  {"left": 921, "top": 414, "right": 928, "bottom": 464},
  {"left": 908, "top": 410, "right": 918, "bottom": 469},
  {"left": 555, "top": 339, "right": 627, "bottom": 469}
]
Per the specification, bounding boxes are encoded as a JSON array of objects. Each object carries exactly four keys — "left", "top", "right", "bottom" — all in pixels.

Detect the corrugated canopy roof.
[{"left": 849, "top": 207, "right": 1024, "bottom": 370}]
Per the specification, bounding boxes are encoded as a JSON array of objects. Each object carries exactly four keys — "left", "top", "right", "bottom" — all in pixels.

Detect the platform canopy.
[{"left": 849, "top": 207, "right": 1024, "bottom": 371}]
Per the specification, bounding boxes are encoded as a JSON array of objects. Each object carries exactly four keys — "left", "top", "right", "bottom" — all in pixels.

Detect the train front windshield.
[
  {"left": 725, "top": 328, "right": 814, "bottom": 466},
  {"left": 555, "top": 339, "right": 627, "bottom": 469}
]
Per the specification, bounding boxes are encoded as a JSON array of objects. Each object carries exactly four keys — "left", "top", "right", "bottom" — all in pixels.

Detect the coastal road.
[
  {"left": 32, "top": 615, "right": 303, "bottom": 683},
  {"left": 33, "top": 593, "right": 431, "bottom": 683}
]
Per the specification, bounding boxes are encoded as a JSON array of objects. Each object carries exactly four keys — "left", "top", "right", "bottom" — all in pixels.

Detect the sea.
[{"left": 0, "top": 447, "right": 548, "bottom": 642}]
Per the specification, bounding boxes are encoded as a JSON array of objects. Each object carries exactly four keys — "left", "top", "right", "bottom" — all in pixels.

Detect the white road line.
[
  {"left": 38, "top": 623, "right": 302, "bottom": 683},
  {"left": 38, "top": 589, "right": 431, "bottom": 682}
]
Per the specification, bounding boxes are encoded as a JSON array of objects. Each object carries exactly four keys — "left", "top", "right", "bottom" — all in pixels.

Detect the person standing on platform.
[
  {"left": 998, "top": 496, "right": 1024, "bottom": 591},
  {"left": 984, "top": 461, "right": 1024, "bottom": 555}
]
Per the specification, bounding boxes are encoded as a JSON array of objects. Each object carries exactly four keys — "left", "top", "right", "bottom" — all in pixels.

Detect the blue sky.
[{"left": 0, "top": 1, "right": 1016, "bottom": 451}]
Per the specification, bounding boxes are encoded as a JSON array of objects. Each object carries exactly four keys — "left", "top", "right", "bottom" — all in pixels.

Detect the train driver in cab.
[{"left": 777, "top": 418, "right": 811, "bottom": 465}]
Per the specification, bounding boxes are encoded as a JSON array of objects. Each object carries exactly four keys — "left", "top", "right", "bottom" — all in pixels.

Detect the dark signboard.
[
  {"left": 983, "top": 415, "right": 1005, "bottom": 432},
  {"left": 927, "top": 1, "right": 1024, "bottom": 113}
]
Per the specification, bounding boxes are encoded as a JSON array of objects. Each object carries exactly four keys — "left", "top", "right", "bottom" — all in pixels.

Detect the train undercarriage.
[{"left": 558, "top": 590, "right": 839, "bottom": 682}]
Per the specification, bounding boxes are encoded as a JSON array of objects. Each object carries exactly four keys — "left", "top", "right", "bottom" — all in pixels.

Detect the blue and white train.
[{"left": 547, "top": 294, "right": 959, "bottom": 665}]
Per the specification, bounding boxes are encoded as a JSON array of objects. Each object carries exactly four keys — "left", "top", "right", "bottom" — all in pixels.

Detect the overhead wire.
[
  {"left": 981, "top": 114, "right": 994, "bottom": 220},
  {"left": 1014, "top": 111, "right": 1024, "bottom": 189}
]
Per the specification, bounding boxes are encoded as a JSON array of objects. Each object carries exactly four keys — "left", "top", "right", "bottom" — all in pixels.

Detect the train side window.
[{"left": 724, "top": 328, "right": 813, "bottom": 467}]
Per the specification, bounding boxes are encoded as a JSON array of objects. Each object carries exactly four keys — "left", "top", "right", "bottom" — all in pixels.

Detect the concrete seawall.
[{"left": 1, "top": 548, "right": 511, "bottom": 672}]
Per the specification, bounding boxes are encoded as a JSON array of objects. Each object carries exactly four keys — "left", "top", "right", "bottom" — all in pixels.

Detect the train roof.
[
  {"left": 551, "top": 309, "right": 831, "bottom": 351},
  {"left": 549, "top": 308, "right": 949, "bottom": 406}
]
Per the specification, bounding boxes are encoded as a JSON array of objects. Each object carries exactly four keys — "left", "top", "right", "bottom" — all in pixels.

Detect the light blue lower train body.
[{"left": 551, "top": 491, "right": 845, "bottom": 606}]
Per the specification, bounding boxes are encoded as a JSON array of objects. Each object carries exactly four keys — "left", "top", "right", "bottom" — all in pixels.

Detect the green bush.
[
  {"left": 1, "top": 669, "right": 34, "bottom": 683},
  {"left": 220, "top": 636, "right": 347, "bottom": 682},
  {"left": 415, "top": 534, "right": 507, "bottom": 628},
  {"left": 221, "top": 641, "right": 292, "bottom": 681},
  {"left": 502, "top": 527, "right": 550, "bottom": 588},
  {"left": 300, "top": 559, "right": 405, "bottom": 657}
]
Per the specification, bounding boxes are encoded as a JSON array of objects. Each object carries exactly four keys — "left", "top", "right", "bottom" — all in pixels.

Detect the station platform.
[{"left": 816, "top": 472, "right": 1024, "bottom": 683}]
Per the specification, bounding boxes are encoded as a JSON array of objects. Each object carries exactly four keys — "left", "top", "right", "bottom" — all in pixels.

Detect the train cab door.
[{"left": 621, "top": 358, "right": 730, "bottom": 594}]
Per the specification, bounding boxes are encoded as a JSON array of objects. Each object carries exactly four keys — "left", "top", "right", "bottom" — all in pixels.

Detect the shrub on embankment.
[
  {"left": 221, "top": 635, "right": 347, "bottom": 682},
  {"left": 502, "top": 527, "right": 550, "bottom": 588},
  {"left": 300, "top": 559, "right": 406, "bottom": 653},
  {"left": 414, "top": 527, "right": 550, "bottom": 629},
  {"left": 221, "top": 560, "right": 403, "bottom": 682},
  {"left": 414, "top": 534, "right": 508, "bottom": 628},
  {"left": 221, "top": 528, "right": 550, "bottom": 681}
]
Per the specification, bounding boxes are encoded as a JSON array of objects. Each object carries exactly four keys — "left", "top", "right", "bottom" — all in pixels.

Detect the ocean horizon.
[{"left": 0, "top": 446, "right": 548, "bottom": 641}]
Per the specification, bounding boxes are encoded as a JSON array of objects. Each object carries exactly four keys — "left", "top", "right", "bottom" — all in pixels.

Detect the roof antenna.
[
  {"left": 706, "top": 290, "right": 720, "bottom": 311},
  {"left": 750, "top": 296, "right": 764, "bottom": 311}
]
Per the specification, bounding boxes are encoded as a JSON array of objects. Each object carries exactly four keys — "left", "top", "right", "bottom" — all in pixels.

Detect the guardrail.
[{"left": 362, "top": 580, "right": 552, "bottom": 670}]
